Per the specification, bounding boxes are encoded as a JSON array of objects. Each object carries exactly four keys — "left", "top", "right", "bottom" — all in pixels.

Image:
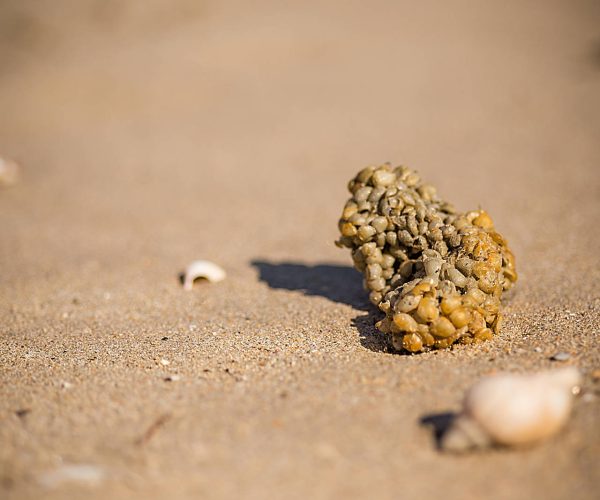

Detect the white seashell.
[
  {"left": 0, "top": 156, "right": 20, "bottom": 187},
  {"left": 441, "top": 367, "right": 581, "bottom": 452},
  {"left": 182, "top": 260, "right": 226, "bottom": 290},
  {"left": 39, "top": 464, "right": 104, "bottom": 488}
]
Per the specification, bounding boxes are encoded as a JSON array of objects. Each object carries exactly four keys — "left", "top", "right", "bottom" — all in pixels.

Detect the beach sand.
[{"left": 0, "top": 1, "right": 599, "bottom": 498}]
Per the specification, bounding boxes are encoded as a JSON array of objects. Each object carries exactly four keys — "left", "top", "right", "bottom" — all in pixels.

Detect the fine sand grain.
[{"left": 1, "top": 1, "right": 599, "bottom": 499}]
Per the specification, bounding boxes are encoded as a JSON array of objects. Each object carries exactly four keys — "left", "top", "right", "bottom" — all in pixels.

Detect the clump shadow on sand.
[{"left": 251, "top": 260, "right": 389, "bottom": 352}]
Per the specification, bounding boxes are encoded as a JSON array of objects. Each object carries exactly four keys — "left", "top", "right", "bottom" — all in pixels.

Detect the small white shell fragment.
[
  {"left": 441, "top": 368, "right": 582, "bottom": 452},
  {"left": 550, "top": 351, "right": 571, "bottom": 362},
  {"left": 39, "top": 464, "right": 105, "bottom": 488},
  {"left": 182, "top": 260, "right": 226, "bottom": 290},
  {"left": 0, "top": 156, "right": 20, "bottom": 187}
]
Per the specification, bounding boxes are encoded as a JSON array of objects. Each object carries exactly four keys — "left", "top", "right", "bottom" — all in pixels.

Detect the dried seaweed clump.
[{"left": 336, "top": 164, "right": 517, "bottom": 353}]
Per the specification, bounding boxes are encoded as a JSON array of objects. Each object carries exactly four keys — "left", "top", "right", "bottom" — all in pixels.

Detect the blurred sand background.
[{"left": 0, "top": 0, "right": 599, "bottom": 498}]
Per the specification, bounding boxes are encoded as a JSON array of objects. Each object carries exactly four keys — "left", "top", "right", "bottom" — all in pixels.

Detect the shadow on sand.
[
  {"left": 419, "top": 412, "right": 457, "bottom": 449},
  {"left": 251, "top": 260, "right": 389, "bottom": 353}
]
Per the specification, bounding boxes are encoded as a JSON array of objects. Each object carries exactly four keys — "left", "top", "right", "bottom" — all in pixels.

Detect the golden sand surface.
[{"left": 1, "top": 1, "right": 599, "bottom": 498}]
